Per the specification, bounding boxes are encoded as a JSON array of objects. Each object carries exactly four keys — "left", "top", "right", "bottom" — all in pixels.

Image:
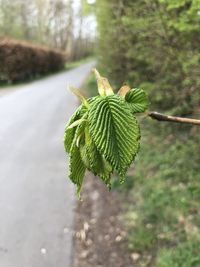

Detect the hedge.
[
  {"left": 0, "top": 37, "right": 65, "bottom": 82},
  {"left": 96, "top": 0, "right": 200, "bottom": 116}
]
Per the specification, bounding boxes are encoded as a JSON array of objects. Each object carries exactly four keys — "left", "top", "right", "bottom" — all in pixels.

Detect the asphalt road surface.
[{"left": 0, "top": 61, "right": 95, "bottom": 267}]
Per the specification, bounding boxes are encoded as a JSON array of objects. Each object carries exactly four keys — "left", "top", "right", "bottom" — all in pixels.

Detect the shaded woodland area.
[
  {"left": 0, "top": 0, "right": 95, "bottom": 60},
  {"left": 0, "top": 0, "right": 95, "bottom": 82},
  {"left": 77, "top": 1, "right": 200, "bottom": 266}
]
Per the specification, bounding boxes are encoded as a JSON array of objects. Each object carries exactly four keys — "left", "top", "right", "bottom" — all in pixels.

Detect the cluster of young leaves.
[{"left": 64, "top": 70, "right": 148, "bottom": 197}]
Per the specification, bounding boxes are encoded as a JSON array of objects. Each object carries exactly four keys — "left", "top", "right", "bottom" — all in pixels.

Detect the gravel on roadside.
[{"left": 73, "top": 173, "right": 134, "bottom": 267}]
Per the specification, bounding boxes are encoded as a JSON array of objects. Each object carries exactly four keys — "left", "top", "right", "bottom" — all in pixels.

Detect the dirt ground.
[{"left": 73, "top": 173, "right": 135, "bottom": 267}]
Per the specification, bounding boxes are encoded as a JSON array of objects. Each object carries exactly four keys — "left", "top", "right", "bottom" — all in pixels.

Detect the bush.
[
  {"left": 82, "top": 69, "right": 200, "bottom": 267},
  {"left": 0, "top": 37, "right": 65, "bottom": 82},
  {"left": 122, "top": 122, "right": 200, "bottom": 267},
  {"left": 96, "top": 0, "right": 200, "bottom": 116}
]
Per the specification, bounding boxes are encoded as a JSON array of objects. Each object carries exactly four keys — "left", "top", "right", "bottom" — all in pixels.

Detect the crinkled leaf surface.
[
  {"left": 64, "top": 70, "right": 148, "bottom": 197},
  {"left": 125, "top": 88, "right": 149, "bottom": 113},
  {"left": 64, "top": 105, "right": 87, "bottom": 153},
  {"left": 88, "top": 95, "right": 140, "bottom": 179},
  {"left": 79, "top": 121, "right": 113, "bottom": 186},
  {"left": 69, "top": 139, "right": 86, "bottom": 198}
]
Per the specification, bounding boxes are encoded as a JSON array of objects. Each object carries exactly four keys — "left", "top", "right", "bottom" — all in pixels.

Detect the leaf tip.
[
  {"left": 93, "top": 69, "right": 114, "bottom": 96},
  {"left": 118, "top": 85, "right": 131, "bottom": 97},
  {"left": 70, "top": 86, "right": 89, "bottom": 107},
  {"left": 76, "top": 186, "right": 82, "bottom": 200}
]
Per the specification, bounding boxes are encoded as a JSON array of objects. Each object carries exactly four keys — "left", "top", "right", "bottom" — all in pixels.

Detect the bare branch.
[{"left": 148, "top": 111, "right": 200, "bottom": 126}]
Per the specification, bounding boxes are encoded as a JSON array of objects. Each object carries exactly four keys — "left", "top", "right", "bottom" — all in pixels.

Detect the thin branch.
[{"left": 147, "top": 111, "right": 200, "bottom": 126}]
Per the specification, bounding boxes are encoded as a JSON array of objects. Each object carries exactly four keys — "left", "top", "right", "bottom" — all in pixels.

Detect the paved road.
[{"left": 0, "top": 62, "right": 95, "bottom": 267}]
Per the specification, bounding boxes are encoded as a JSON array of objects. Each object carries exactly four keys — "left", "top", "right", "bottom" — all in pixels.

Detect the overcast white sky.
[{"left": 73, "top": 0, "right": 97, "bottom": 38}]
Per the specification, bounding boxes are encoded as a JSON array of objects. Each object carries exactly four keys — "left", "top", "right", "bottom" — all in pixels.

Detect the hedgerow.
[{"left": 0, "top": 37, "right": 65, "bottom": 82}]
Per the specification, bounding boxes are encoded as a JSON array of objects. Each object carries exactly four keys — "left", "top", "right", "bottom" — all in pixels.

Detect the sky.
[
  {"left": 87, "top": 0, "right": 96, "bottom": 4},
  {"left": 73, "top": 0, "right": 97, "bottom": 38}
]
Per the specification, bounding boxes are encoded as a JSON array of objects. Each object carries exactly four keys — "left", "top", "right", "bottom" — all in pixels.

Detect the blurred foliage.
[
  {"left": 82, "top": 74, "right": 98, "bottom": 98},
  {"left": 65, "top": 56, "right": 94, "bottom": 70},
  {"left": 81, "top": 0, "right": 96, "bottom": 15},
  {"left": 0, "top": 0, "right": 95, "bottom": 60},
  {"left": 85, "top": 0, "right": 200, "bottom": 265},
  {"left": 82, "top": 73, "right": 200, "bottom": 266},
  {"left": 0, "top": 37, "right": 65, "bottom": 82},
  {"left": 156, "top": 238, "right": 200, "bottom": 267},
  {"left": 96, "top": 0, "right": 200, "bottom": 116},
  {"left": 121, "top": 120, "right": 200, "bottom": 266}
]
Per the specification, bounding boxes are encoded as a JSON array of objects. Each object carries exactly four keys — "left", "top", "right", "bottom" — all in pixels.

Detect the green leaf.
[
  {"left": 64, "top": 70, "right": 147, "bottom": 197},
  {"left": 88, "top": 95, "right": 140, "bottom": 179},
  {"left": 64, "top": 105, "right": 86, "bottom": 153},
  {"left": 125, "top": 88, "right": 149, "bottom": 113},
  {"left": 79, "top": 123, "right": 113, "bottom": 187},
  {"left": 69, "top": 140, "right": 86, "bottom": 198},
  {"left": 80, "top": 139, "right": 112, "bottom": 187},
  {"left": 68, "top": 118, "right": 86, "bottom": 129}
]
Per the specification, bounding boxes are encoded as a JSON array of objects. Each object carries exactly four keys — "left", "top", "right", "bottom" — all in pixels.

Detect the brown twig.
[{"left": 147, "top": 111, "right": 200, "bottom": 126}]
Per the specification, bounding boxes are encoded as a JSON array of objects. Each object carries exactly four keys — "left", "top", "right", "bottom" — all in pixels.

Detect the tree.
[{"left": 96, "top": 0, "right": 200, "bottom": 116}]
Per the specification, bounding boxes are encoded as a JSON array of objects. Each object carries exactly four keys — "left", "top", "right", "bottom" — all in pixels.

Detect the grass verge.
[
  {"left": 82, "top": 74, "right": 200, "bottom": 267},
  {"left": 65, "top": 56, "right": 94, "bottom": 71}
]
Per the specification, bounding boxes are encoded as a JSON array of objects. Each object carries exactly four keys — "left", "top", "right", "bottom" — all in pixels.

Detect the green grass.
[
  {"left": 156, "top": 238, "right": 200, "bottom": 267},
  {"left": 82, "top": 75, "right": 200, "bottom": 267},
  {"left": 65, "top": 56, "right": 95, "bottom": 70},
  {"left": 121, "top": 123, "right": 200, "bottom": 267}
]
